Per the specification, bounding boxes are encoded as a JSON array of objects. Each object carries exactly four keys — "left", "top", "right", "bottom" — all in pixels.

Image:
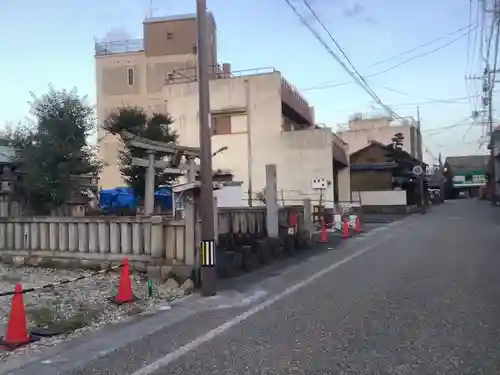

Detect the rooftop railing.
[{"left": 94, "top": 39, "right": 144, "bottom": 56}]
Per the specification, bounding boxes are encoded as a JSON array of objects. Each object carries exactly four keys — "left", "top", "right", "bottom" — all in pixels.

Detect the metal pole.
[
  {"left": 489, "top": 14, "right": 499, "bottom": 201},
  {"left": 416, "top": 106, "right": 422, "bottom": 160},
  {"left": 196, "top": 0, "right": 216, "bottom": 296},
  {"left": 420, "top": 175, "right": 426, "bottom": 214},
  {"left": 245, "top": 79, "right": 253, "bottom": 207},
  {"left": 489, "top": 90, "right": 495, "bottom": 203}
]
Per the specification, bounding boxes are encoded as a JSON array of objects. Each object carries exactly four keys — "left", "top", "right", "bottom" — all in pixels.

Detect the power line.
[
  {"left": 465, "top": 0, "right": 478, "bottom": 115},
  {"left": 304, "top": 26, "right": 479, "bottom": 91},
  {"left": 423, "top": 118, "right": 477, "bottom": 135},
  {"left": 466, "top": 1, "right": 474, "bottom": 74},
  {"left": 369, "top": 24, "right": 473, "bottom": 69},
  {"left": 282, "top": 0, "right": 400, "bottom": 119},
  {"left": 422, "top": 140, "right": 438, "bottom": 162},
  {"left": 380, "top": 90, "right": 500, "bottom": 108},
  {"left": 300, "top": 0, "right": 397, "bottom": 118}
]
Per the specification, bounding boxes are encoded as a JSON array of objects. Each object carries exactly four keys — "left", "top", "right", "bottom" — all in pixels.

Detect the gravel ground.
[{"left": 0, "top": 263, "right": 188, "bottom": 363}]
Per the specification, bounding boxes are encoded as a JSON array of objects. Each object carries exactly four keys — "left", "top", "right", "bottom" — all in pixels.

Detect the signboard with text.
[{"left": 452, "top": 173, "right": 486, "bottom": 187}]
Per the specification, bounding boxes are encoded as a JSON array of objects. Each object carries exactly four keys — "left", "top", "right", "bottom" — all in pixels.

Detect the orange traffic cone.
[
  {"left": 112, "top": 258, "right": 135, "bottom": 304},
  {"left": 354, "top": 216, "right": 363, "bottom": 233},
  {"left": 341, "top": 219, "right": 350, "bottom": 239},
  {"left": 318, "top": 218, "right": 328, "bottom": 243},
  {"left": 0, "top": 284, "right": 38, "bottom": 350}
]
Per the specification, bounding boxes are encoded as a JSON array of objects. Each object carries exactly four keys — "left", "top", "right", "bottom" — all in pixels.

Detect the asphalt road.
[{"left": 5, "top": 199, "right": 500, "bottom": 374}]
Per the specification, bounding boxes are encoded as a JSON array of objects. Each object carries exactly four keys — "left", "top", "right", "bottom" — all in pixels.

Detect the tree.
[
  {"left": 386, "top": 132, "right": 408, "bottom": 189},
  {"left": 5, "top": 87, "right": 101, "bottom": 215},
  {"left": 390, "top": 132, "right": 404, "bottom": 150},
  {"left": 104, "top": 106, "right": 178, "bottom": 200}
]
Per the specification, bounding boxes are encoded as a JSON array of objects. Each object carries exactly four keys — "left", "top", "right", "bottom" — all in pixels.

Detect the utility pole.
[
  {"left": 484, "top": 0, "right": 500, "bottom": 202},
  {"left": 196, "top": 0, "right": 217, "bottom": 296},
  {"left": 245, "top": 80, "right": 253, "bottom": 207},
  {"left": 416, "top": 106, "right": 426, "bottom": 213}
]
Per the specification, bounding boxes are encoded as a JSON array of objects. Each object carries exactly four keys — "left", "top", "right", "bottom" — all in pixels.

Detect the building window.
[
  {"left": 212, "top": 115, "right": 232, "bottom": 135},
  {"left": 127, "top": 68, "right": 134, "bottom": 86},
  {"left": 167, "top": 32, "right": 173, "bottom": 40}
]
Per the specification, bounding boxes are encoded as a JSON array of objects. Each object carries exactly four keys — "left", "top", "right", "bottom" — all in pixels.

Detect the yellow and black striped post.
[{"left": 200, "top": 240, "right": 216, "bottom": 267}]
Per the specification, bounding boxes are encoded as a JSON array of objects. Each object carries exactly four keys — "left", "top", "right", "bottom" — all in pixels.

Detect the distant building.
[
  {"left": 487, "top": 128, "right": 500, "bottom": 201},
  {"left": 337, "top": 114, "right": 423, "bottom": 160},
  {"left": 349, "top": 141, "right": 425, "bottom": 210},
  {"left": 444, "top": 155, "right": 488, "bottom": 198}
]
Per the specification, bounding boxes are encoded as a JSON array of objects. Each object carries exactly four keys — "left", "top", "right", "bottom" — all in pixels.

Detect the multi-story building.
[
  {"left": 95, "top": 13, "right": 218, "bottom": 189},
  {"left": 95, "top": 13, "right": 350, "bottom": 205},
  {"left": 337, "top": 114, "right": 423, "bottom": 160}
]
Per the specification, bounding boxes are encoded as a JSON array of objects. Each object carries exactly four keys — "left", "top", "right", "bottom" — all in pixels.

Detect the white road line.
[{"left": 130, "top": 220, "right": 409, "bottom": 375}]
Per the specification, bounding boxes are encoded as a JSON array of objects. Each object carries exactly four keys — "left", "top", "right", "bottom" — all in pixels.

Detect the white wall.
[
  {"left": 338, "top": 124, "right": 417, "bottom": 158},
  {"left": 352, "top": 190, "right": 407, "bottom": 206},
  {"left": 97, "top": 70, "right": 350, "bottom": 203},
  {"left": 163, "top": 72, "right": 349, "bottom": 206},
  {"left": 214, "top": 184, "right": 246, "bottom": 207}
]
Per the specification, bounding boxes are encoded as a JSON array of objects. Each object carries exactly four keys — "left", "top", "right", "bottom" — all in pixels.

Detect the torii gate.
[{"left": 119, "top": 130, "right": 201, "bottom": 215}]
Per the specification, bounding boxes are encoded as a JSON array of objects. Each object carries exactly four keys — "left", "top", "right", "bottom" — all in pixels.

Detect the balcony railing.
[
  {"left": 163, "top": 65, "right": 278, "bottom": 85},
  {"left": 281, "top": 77, "right": 313, "bottom": 125},
  {"left": 95, "top": 39, "right": 144, "bottom": 56}
]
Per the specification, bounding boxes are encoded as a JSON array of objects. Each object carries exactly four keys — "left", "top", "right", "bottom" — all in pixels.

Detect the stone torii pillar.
[{"left": 144, "top": 150, "right": 156, "bottom": 215}]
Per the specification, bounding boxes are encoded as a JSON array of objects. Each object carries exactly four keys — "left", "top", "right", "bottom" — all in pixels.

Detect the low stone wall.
[
  {"left": 217, "top": 208, "right": 267, "bottom": 236},
  {"left": 0, "top": 216, "right": 187, "bottom": 272},
  {"left": 211, "top": 205, "right": 309, "bottom": 280},
  {"left": 361, "top": 204, "right": 417, "bottom": 214}
]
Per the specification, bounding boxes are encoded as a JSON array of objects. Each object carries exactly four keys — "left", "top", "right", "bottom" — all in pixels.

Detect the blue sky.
[{"left": 0, "top": 0, "right": 492, "bottom": 162}]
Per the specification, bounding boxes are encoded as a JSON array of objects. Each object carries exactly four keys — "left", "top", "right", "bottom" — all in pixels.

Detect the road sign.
[{"left": 412, "top": 165, "right": 423, "bottom": 176}]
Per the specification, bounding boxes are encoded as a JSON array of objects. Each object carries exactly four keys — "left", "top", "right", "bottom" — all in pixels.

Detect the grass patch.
[
  {"left": 55, "top": 309, "right": 99, "bottom": 332},
  {"left": 26, "top": 302, "right": 104, "bottom": 335},
  {"left": 124, "top": 306, "right": 144, "bottom": 317},
  {"left": 27, "top": 306, "right": 55, "bottom": 327}
]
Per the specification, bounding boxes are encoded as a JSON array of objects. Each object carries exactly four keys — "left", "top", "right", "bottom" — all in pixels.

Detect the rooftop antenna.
[{"left": 146, "top": 0, "right": 159, "bottom": 19}]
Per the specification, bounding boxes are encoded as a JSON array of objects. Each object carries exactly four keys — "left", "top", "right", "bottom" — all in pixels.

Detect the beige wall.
[
  {"left": 162, "top": 72, "right": 352, "bottom": 205},
  {"left": 95, "top": 51, "right": 200, "bottom": 188},
  {"left": 352, "top": 190, "right": 407, "bottom": 206},
  {"left": 162, "top": 72, "right": 342, "bottom": 204},
  {"left": 95, "top": 14, "right": 218, "bottom": 189},
  {"left": 143, "top": 14, "right": 217, "bottom": 67},
  {"left": 97, "top": 70, "right": 350, "bottom": 205},
  {"left": 338, "top": 123, "right": 421, "bottom": 159}
]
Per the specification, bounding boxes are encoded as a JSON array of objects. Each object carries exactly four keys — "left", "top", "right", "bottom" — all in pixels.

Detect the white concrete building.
[
  {"left": 162, "top": 70, "right": 350, "bottom": 205},
  {"left": 337, "top": 114, "right": 423, "bottom": 160},
  {"left": 95, "top": 13, "right": 350, "bottom": 206}
]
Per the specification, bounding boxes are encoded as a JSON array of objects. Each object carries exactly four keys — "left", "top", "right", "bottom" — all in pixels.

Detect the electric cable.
[
  {"left": 305, "top": 26, "right": 479, "bottom": 91},
  {"left": 282, "top": 0, "right": 401, "bottom": 119}
]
